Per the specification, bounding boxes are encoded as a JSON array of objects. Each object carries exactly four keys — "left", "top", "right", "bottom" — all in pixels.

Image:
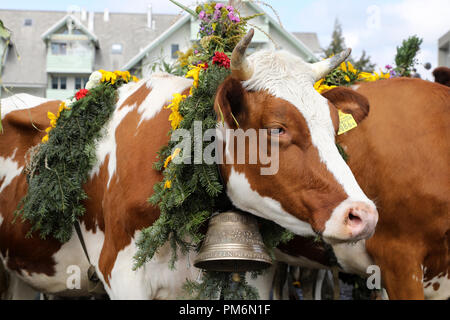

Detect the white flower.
[
  {"left": 85, "top": 80, "right": 97, "bottom": 90},
  {"left": 89, "top": 71, "right": 102, "bottom": 84},
  {"left": 64, "top": 98, "right": 76, "bottom": 107}
]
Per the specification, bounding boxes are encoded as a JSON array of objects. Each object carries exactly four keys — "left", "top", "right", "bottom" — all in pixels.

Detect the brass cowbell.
[{"left": 194, "top": 211, "right": 273, "bottom": 272}]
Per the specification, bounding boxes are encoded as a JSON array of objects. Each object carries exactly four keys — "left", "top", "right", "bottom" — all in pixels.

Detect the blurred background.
[{"left": 0, "top": 0, "right": 449, "bottom": 99}]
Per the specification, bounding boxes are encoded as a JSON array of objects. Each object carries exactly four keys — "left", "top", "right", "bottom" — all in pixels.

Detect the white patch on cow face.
[
  {"left": 107, "top": 231, "right": 200, "bottom": 299},
  {"left": 424, "top": 272, "right": 450, "bottom": 300},
  {"left": 0, "top": 149, "right": 23, "bottom": 193},
  {"left": 243, "top": 50, "right": 371, "bottom": 203},
  {"left": 226, "top": 167, "right": 315, "bottom": 237},
  {"left": 1, "top": 93, "right": 51, "bottom": 120}
]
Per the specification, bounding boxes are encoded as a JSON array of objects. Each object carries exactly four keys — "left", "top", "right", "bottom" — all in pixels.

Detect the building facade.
[
  {"left": 438, "top": 30, "right": 450, "bottom": 67},
  {"left": 0, "top": 2, "right": 322, "bottom": 99}
]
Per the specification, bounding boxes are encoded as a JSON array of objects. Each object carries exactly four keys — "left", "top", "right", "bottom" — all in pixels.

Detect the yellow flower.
[
  {"left": 164, "top": 155, "right": 172, "bottom": 168},
  {"left": 164, "top": 93, "right": 186, "bottom": 130},
  {"left": 132, "top": 76, "right": 139, "bottom": 82},
  {"left": 42, "top": 134, "right": 49, "bottom": 143},
  {"left": 164, "top": 180, "right": 172, "bottom": 189},
  {"left": 185, "top": 64, "right": 205, "bottom": 88},
  {"left": 340, "top": 62, "right": 347, "bottom": 72},
  {"left": 168, "top": 109, "right": 183, "bottom": 130},
  {"left": 344, "top": 75, "right": 351, "bottom": 82},
  {"left": 357, "top": 72, "right": 375, "bottom": 81},
  {"left": 166, "top": 93, "right": 186, "bottom": 110},
  {"left": 347, "top": 61, "right": 357, "bottom": 74},
  {"left": 101, "top": 71, "right": 118, "bottom": 84},
  {"left": 313, "top": 79, "right": 337, "bottom": 94},
  {"left": 172, "top": 148, "right": 181, "bottom": 158},
  {"left": 45, "top": 127, "right": 52, "bottom": 133},
  {"left": 47, "top": 111, "right": 57, "bottom": 121},
  {"left": 379, "top": 69, "right": 390, "bottom": 79},
  {"left": 314, "top": 78, "right": 324, "bottom": 91},
  {"left": 163, "top": 148, "right": 182, "bottom": 168}
]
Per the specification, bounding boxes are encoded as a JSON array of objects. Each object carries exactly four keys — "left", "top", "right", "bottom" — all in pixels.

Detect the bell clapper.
[{"left": 232, "top": 272, "right": 241, "bottom": 283}]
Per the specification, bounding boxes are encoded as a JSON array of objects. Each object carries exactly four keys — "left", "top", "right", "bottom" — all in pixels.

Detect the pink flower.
[
  {"left": 215, "top": 3, "right": 225, "bottom": 10},
  {"left": 213, "top": 9, "right": 221, "bottom": 20},
  {"left": 228, "top": 12, "right": 240, "bottom": 23}
]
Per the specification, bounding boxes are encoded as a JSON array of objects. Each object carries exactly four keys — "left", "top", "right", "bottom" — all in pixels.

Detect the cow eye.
[{"left": 270, "top": 127, "right": 285, "bottom": 135}]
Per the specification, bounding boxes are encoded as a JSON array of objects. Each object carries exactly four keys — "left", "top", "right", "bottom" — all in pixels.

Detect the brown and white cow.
[
  {"left": 275, "top": 78, "right": 450, "bottom": 300},
  {"left": 1, "top": 30, "right": 442, "bottom": 300}
]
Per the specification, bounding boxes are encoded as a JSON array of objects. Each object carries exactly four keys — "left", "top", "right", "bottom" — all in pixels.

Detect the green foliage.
[
  {"left": 133, "top": 64, "right": 231, "bottom": 270},
  {"left": 352, "top": 50, "right": 376, "bottom": 73},
  {"left": 393, "top": 35, "right": 423, "bottom": 77},
  {"left": 134, "top": 4, "right": 290, "bottom": 299},
  {"left": 182, "top": 272, "right": 259, "bottom": 300},
  {"left": 15, "top": 83, "right": 118, "bottom": 242}
]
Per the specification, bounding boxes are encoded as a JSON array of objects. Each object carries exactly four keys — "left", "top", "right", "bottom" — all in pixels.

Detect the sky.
[{"left": 1, "top": 0, "right": 449, "bottom": 80}]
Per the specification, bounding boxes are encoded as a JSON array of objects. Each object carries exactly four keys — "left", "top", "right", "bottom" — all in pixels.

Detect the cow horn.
[
  {"left": 310, "top": 48, "right": 352, "bottom": 82},
  {"left": 231, "top": 28, "right": 255, "bottom": 81}
]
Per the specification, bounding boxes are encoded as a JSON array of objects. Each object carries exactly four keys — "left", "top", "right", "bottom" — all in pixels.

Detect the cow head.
[{"left": 215, "top": 30, "right": 378, "bottom": 243}]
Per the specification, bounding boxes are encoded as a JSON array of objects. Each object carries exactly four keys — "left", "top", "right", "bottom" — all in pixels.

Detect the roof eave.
[
  {"left": 246, "top": 2, "right": 318, "bottom": 62},
  {"left": 122, "top": 14, "right": 191, "bottom": 71},
  {"left": 41, "top": 14, "right": 99, "bottom": 48}
]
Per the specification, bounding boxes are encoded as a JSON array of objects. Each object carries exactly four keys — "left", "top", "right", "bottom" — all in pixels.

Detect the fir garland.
[
  {"left": 134, "top": 2, "right": 293, "bottom": 299},
  {"left": 15, "top": 79, "right": 128, "bottom": 242}
]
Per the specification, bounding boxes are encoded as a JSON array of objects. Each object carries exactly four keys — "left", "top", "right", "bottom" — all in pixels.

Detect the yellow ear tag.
[{"left": 337, "top": 110, "right": 357, "bottom": 135}]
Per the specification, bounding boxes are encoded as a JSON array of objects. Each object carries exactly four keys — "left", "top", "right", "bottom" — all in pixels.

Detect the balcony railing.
[{"left": 46, "top": 52, "right": 94, "bottom": 74}]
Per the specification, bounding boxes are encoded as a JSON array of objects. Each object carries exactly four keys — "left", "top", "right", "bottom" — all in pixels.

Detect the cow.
[
  {"left": 275, "top": 77, "right": 450, "bottom": 300},
  {"left": 3, "top": 28, "right": 437, "bottom": 299},
  {"left": 433, "top": 66, "right": 450, "bottom": 87}
]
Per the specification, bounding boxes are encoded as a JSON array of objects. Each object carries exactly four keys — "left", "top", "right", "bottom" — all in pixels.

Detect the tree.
[
  {"left": 352, "top": 50, "right": 376, "bottom": 73},
  {"left": 323, "top": 19, "right": 346, "bottom": 58},
  {"left": 393, "top": 35, "right": 423, "bottom": 77},
  {"left": 323, "top": 19, "right": 376, "bottom": 72}
]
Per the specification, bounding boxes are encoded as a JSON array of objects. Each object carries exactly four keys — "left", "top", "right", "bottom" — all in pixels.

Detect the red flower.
[
  {"left": 212, "top": 52, "right": 230, "bottom": 69},
  {"left": 75, "top": 89, "right": 89, "bottom": 100}
]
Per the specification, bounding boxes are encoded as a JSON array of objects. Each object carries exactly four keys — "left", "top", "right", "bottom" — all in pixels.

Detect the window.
[
  {"left": 111, "top": 44, "right": 123, "bottom": 54},
  {"left": 75, "top": 77, "right": 89, "bottom": 89},
  {"left": 51, "top": 77, "right": 58, "bottom": 89},
  {"left": 60, "top": 77, "right": 67, "bottom": 90},
  {"left": 82, "top": 77, "right": 89, "bottom": 88},
  {"left": 75, "top": 77, "right": 82, "bottom": 90},
  {"left": 171, "top": 44, "right": 179, "bottom": 59},
  {"left": 51, "top": 43, "right": 67, "bottom": 55},
  {"left": 24, "top": 19, "right": 32, "bottom": 26}
]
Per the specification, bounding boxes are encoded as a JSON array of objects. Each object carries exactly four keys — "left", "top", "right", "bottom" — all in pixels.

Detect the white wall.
[{"left": 141, "top": 22, "right": 192, "bottom": 76}]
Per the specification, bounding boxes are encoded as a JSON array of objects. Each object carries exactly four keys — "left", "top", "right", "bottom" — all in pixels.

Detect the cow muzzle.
[{"left": 322, "top": 199, "right": 378, "bottom": 243}]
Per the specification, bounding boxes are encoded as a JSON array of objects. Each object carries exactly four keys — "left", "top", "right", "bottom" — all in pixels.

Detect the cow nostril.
[{"left": 348, "top": 211, "right": 362, "bottom": 224}]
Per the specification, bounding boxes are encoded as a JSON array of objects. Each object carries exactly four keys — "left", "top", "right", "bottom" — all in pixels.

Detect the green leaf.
[{"left": 168, "top": 0, "right": 198, "bottom": 18}]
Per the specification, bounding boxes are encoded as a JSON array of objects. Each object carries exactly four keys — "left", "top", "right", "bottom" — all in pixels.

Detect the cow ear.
[
  {"left": 214, "top": 76, "right": 247, "bottom": 129},
  {"left": 322, "top": 87, "right": 370, "bottom": 123}
]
